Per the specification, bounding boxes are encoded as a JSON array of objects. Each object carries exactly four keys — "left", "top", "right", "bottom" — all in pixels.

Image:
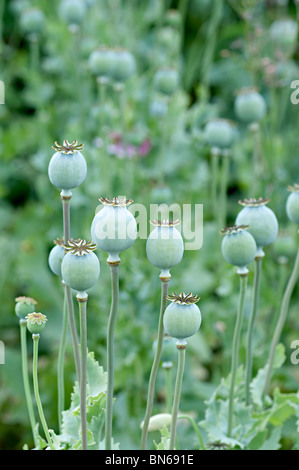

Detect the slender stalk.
[
  {"left": 105, "top": 262, "right": 120, "bottom": 450},
  {"left": 178, "top": 414, "right": 205, "bottom": 451},
  {"left": 169, "top": 344, "right": 186, "bottom": 450},
  {"left": 61, "top": 192, "right": 80, "bottom": 383},
  {"left": 263, "top": 246, "right": 299, "bottom": 397},
  {"left": 20, "top": 319, "right": 38, "bottom": 448},
  {"left": 32, "top": 334, "right": 55, "bottom": 450},
  {"left": 245, "top": 257, "right": 263, "bottom": 405},
  {"left": 57, "top": 286, "right": 68, "bottom": 430},
  {"left": 164, "top": 365, "right": 173, "bottom": 414},
  {"left": 211, "top": 148, "right": 220, "bottom": 221},
  {"left": 140, "top": 278, "right": 169, "bottom": 450},
  {"left": 78, "top": 295, "right": 88, "bottom": 450},
  {"left": 227, "top": 273, "right": 248, "bottom": 437},
  {"left": 219, "top": 153, "right": 230, "bottom": 229}
]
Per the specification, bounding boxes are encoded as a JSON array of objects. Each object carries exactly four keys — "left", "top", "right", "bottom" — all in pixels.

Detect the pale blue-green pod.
[
  {"left": 236, "top": 198, "right": 279, "bottom": 257},
  {"left": 204, "top": 119, "right": 234, "bottom": 150},
  {"left": 48, "top": 239, "right": 65, "bottom": 277},
  {"left": 61, "top": 240, "right": 100, "bottom": 295},
  {"left": 111, "top": 49, "right": 136, "bottom": 82},
  {"left": 15, "top": 296, "right": 37, "bottom": 320},
  {"left": 286, "top": 185, "right": 299, "bottom": 225},
  {"left": 221, "top": 226, "right": 257, "bottom": 274},
  {"left": 235, "top": 89, "right": 266, "bottom": 124},
  {"left": 26, "top": 312, "right": 47, "bottom": 335},
  {"left": 163, "top": 292, "right": 201, "bottom": 341},
  {"left": 88, "top": 47, "right": 115, "bottom": 79},
  {"left": 48, "top": 140, "right": 87, "bottom": 190},
  {"left": 153, "top": 67, "right": 180, "bottom": 96},
  {"left": 91, "top": 197, "right": 137, "bottom": 263},
  {"left": 146, "top": 220, "right": 184, "bottom": 279},
  {"left": 269, "top": 19, "right": 298, "bottom": 58},
  {"left": 20, "top": 8, "right": 45, "bottom": 35},
  {"left": 59, "top": 0, "right": 86, "bottom": 26}
]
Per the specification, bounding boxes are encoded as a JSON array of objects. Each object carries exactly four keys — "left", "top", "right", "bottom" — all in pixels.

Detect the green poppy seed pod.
[
  {"left": 153, "top": 67, "right": 180, "bottom": 96},
  {"left": 146, "top": 219, "right": 184, "bottom": 279},
  {"left": 221, "top": 226, "right": 257, "bottom": 274},
  {"left": 163, "top": 292, "right": 201, "bottom": 341},
  {"left": 269, "top": 19, "right": 298, "bottom": 58},
  {"left": 59, "top": 0, "right": 86, "bottom": 26},
  {"left": 48, "top": 239, "right": 65, "bottom": 277},
  {"left": 204, "top": 119, "right": 234, "bottom": 150},
  {"left": 286, "top": 185, "right": 299, "bottom": 225},
  {"left": 48, "top": 140, "right": 87, "bottom": 190},
  {"left": 91, "top": 197, "right": 137, "bottom": 263},
  {"left": 20, "top": 8, "right": 45, "bottom": 36},
  {"left": 111, "top": 49, "right": 136, "bottom": 82},
  {"left": 235, "top": 198, "right": 279, "bottom": 257},
  {"left": 26, "top": 312, "right": 47, "bottom": 334},
  {"left": 15, "top": 296, "right": 37, "bottom": 319},
  {"left": 235, "top": 89, "right": 266, "bottom": 124},
  {"left": 61, "top": 240, "right": 100, "bottom": 295},
  {"left": 88, "top": 47, "right": 115, "bottom": 79}
]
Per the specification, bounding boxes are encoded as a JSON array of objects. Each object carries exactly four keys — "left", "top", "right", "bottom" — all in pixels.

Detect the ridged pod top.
[
  {"left": 167, "top": 292, "right": 200, "bottom": 305},
  {"left": 52, "top": 140, "right": 84, "bottom": 155},
  {"left": 63, "top": 239, "right": 97, "bottom": 256}
]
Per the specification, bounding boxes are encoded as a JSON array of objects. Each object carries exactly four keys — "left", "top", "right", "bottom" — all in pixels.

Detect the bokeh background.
[{"left": 1, "top": 0, "right": 299, "bottom": 450}]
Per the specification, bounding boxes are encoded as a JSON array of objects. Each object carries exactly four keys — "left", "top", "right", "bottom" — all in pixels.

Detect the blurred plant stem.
[
  {"left": 211, "top": 148, "right": 220, "bottom": 222},
  {"left": 164, "top": 365, "right": 173, "bottom": 414},
  {"left": 249, "top": 123, "right": 264, "bottom": 197},
  {"left": 0, "top": 0, "right": 5, "bottom": 56},
  {"left": 263, "top": 246, "right": 299, "bottom": 397},
  {"left": 20, "top": 319, "right": 38, "bottom": 448},
  {"left": 169, "top": 344, "right": 186, "bottom": 450},
  {"left": 29, "top": 36, "right": 40, "bottom": 72},
  {"left": 78, "top": 294, "right": 88, "bottom": 450},
  {"left": 245, "top": 256, "right": 262, "bottom": 405},
  {"left": 61, "top": 192, "right": 81, "bottom": 383},
  {"left": 140, "top": 278, "right": 169, "bottom": 450},
  {"left": 105, "top": 262, "right": 120, "bottom": 450},
  {"left": 219, "top": 153, "right": 230, "bottom": 229},
  {"left": 178, "top": 0, "right": 189, "bottom": 51},
  {"left": 57, "top": 285, "right": 68, "bottom": 431},
  {"left": 32, "top": 334, "right": 55, "bottom": 450},
  {"left": 228, "top": 273, "right": 248, "bottom": 437}
]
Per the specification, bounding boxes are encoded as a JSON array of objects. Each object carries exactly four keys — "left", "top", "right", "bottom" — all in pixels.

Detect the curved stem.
[
  {"left": 57, "top": 287, "right": 68, "bottom": 430},
  {"left": 169, "top": 346, "right": 186, "bottom": 450},
  {"left": 20, "top": 320, "right": 38, "bottom": 448},
  {"left": 105, "top": 262, "right": 120, "bottom": 450},
  {"left": 140, "top": 279, "right": 170, "bottom": 450},
  {"left": 32, "top": 334, "right": 55, "bottom": 450},
  {"left": 263, "top": 246, "right": 299, "bottom": 397},
  {"left": 245, "top": 257, "right": 262, "bottom": 405},
  {"left": 178, "top": 414, "right": 205, "bottom": 451},
  {"left": 227, "top": 274, "right": 248, "bottom": 437},
  {"left": 61, "top": 194, "right": 81, "bottom": 383},
  {"left": 78, "top": 296, "right": 88, "bottom": 450}
]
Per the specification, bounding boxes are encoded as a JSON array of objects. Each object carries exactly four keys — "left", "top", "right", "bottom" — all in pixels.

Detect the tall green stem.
[
  {"left": 57, "top": 285, "right": 68, "bottom": 430},
  {"left": 32, "top": 334, "right": 55, "bottom": 450},
  {"left": 227, "top": 274, "right": 248, "bottom": 437},
  {"left": 263, "top": 246, "right": 299, "bottom": 397},
  {"left": 105, "top": 262, "right": 120, "bottom": 450},
  {"left": 245, "top": 257, "right": 262, "bottom": 405},
  {"left": 78, "top": 294, "right": 88, "bottom": 450},
  {"left": 219, "top": 153, "right": 230, "bottom": 229},
  {"left": 164, "top": 365, "right": 172, "bottom": 414},
  {"left": 61, "top": 191, "right": 80, "bottom": 383},
  {"left": 20, "top": 319, "right": 38, "bottom": 448},
  {"left": 140, "top": 278, "right": 169, "bottom": 450},
  {"left": 211, "top": 148, "right": 220, "bottom": 221},
  {"left": 169, "top": 344, "right": 186, "bottom": 450}
]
